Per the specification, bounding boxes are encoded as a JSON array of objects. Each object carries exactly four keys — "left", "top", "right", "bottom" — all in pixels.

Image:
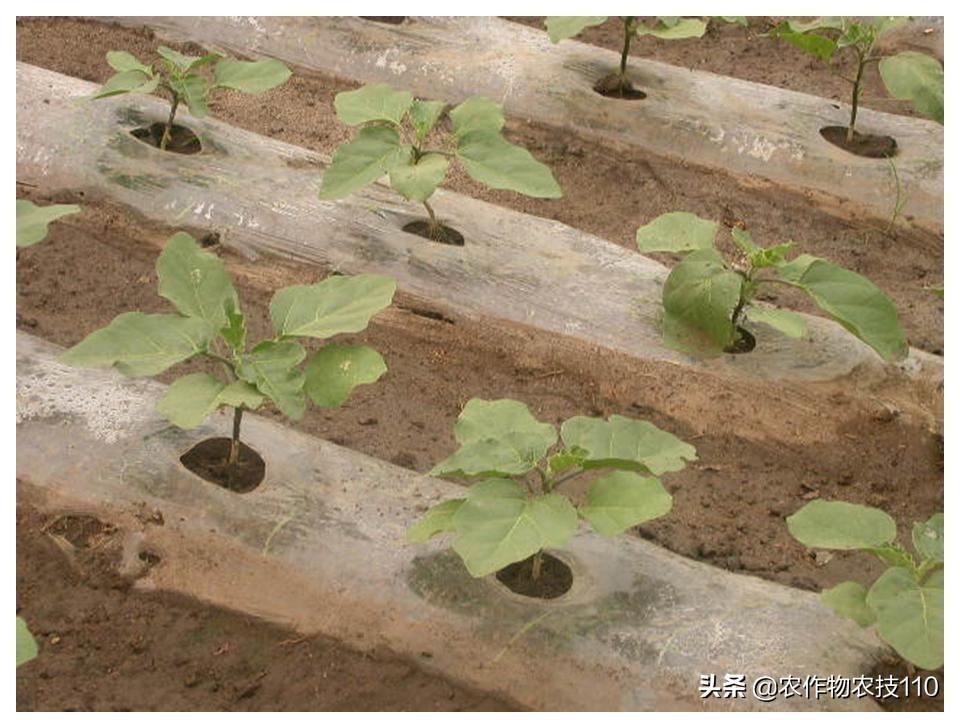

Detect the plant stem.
[
  {"left": 228, "top": 406, "right": 244, "bottom": 468},
  {"left": 619, "top": 17, "right": 636, "bottom": 83},
  {"left": 846, "top": 50, "right": 866, "bottom": 143},
  {"left": 422, "top": 199, "right": 441, "bottom": 240},
  {"left": 531, "top": 550, "right": 544, "bottom": 582},
  {"left": 160, "top": 94, "right": 180, "bottom": 152}
]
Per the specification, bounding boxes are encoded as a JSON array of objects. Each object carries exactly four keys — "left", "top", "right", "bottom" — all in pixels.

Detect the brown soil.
[
  {"left": 402, "top": 219, "right": 466, "bottom": 246},
  {"left": 495, "top": 553, "right": 574, "bottom": 600},
  {"left": 180, "top": 437, "right": 266, "bottom": 493},
  {"left": 130, "top": 122, "right": 202, "bottom": 154},
  {"left": 15, "top": 17, "right": 944, "bottom": 354},
  {"left": 16, "top": 497, "right": 519, "bottom": 711},
  {"left": 819, "top": 125, "right": 898, "bottom": 159}
]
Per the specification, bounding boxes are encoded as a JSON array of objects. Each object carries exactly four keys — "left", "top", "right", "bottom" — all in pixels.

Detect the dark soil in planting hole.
[
  {"left": 180, "top": 438, "right": 266, "bottom": 493},
  {"left": 725, "top": 327, "right": 756, "bottom": 354},
  {"left": 403, "top": 220, "right": 466, "bottom": 246},
  {"left": 15, "top": 17, "right": 942, "bottom": 354},
  {"left": 495, "top": 554, "right": 573, "bottom": 599},
  {"left": 593, "top": 73, "right": 647, "bottom": 100},
  {"left": 360, "top": 16, "right": 406, "bottom": 24},
  {"left": 820, "top": 126, "right": 898, "bottom": 159},
  {"left": 130, "top": 122, "right": 202, "bottom": 154},
  {"left": 16, "top": 496, "right": 519, "bottom": 711}
]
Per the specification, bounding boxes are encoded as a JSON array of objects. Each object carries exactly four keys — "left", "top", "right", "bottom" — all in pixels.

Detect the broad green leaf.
[
  {"left": 661, "top": 248, "right": 741, "bottom": 355},
  {"left": 217, "top": 380, "right": 264, "bottom": 410},
  {"left": 879, "top": 52, "right": 944, "bottom": 124},
  {"left": 220, "top": 304, "right": 247, "bottom": 352},
  {"left": 560, "top": 415, "right": 696, "bottom": 475},
  {"left": 106, "top": 50, "right": 151, "bottom": 74},
  {"left": 16, "top": 617, "right": 38, "bottom": 667},
  {"left": 866, "top": 568, "right": 943, "bottom": 670},
  {"left": 92, "top": 69, "right": 159, "bottom": 99},
  {"left": 389, "top": 152, "right": 449, "bottom": 202},
  {"left": 238, "top": 341, "right": 306, "bottom": 420},
  {"left": 333, "top": 83, "right": 413, "bottom": 126},
  {"left": 270, "top": 274, "right": 396, "bottom": 339},
  {"left": 304, "top": 344, "right": 387, "bottom": 408},
  {"left": 836, "top": 23, "right": 871, "bottom": 49},
  {"left": 449, "top": 96, "right": 505, "bottom": 137},
  {"left": 730, "top": 226, "right": 760, "bottom": 258},
  {"left": 456, "top": 130, "right": 562, "bottom": 198},
  {"left": 452, "top": 478, "right": 577, "bottom": 577},
  {"left": 786, "top": 499, "right": 896, "bottom": 550},
  {"left": 912, "top": 513, "right": 943, "bottom": 563},
  {"left": 578, "top": 470, "right": 672, "bottom": 536},
  {"left": 409, "top": 99, "right": 446, "bottom": 139},
  {"left": 431, "top": 398, "right": 558, "bottom": 477},
  {"left": 870, "top": 16, "right": 909, "bottom": 38},
  {"left": 744, "top": 306, "right": 809, "bottom": 340},
  {"left": 407, "top": 499, "right": 466, "bottom": 542},
  {"left": 657, "top": 17, "right": 680, "bottom": 28},
  {"left": 635, "top": 212, "right": 718, "bottom": 253},
  {"left": 16, "top": 199, "right": 80, "bottom": 248},
  {"left": 868, "top": 543, "right": 917, "bottom": 571},
  {"left": 213, "top": 57, "right": 291, "bottom": 94},
  {"left": 60, "top": 312, "right": 211, "bottom": 377},
  {"left": 156, "top": 372, "right": 226, "bottom": 429},
  {"left": 781, "top": 17, "right": 846, "bottom": 33},
  {"left": 778, "top": 255, "right": 907, "bottom": 362},
  {"left": 635, "top": 18, "right": 707, "bottom": 40},
  {"left": 821, "top": 581, "right": 877, "bottom": 628},
  {"left": 319, "top": 126, "right": 409, "bottom": 199},
  {"left": 767, "top": 23, "right": 838, "bottom": 61},
  {"left": 717, "top": 16, "right": 748, "bottom": 27},
  {"left": 544, "top": 16, "right": 608, "bottom": 43},
  {"left": 157, "top": 46, "right": 221, "bottom": 72},
  {"left": 548, "top": 446, "right": 589, "bottom": 476},
  {"left": 169, "top": 73, "right": 210, "bottom": 117},
  {"left": 156, "top": 232, "right": 239, "bottom": 332}
]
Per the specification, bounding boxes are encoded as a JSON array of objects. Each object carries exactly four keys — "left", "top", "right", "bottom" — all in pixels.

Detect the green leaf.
[
  {"left": 578, "top": 471, "right": 672, "bottom": 536},
  {"left": 237, "top": 341, "right": 306, "bottom": 420},
  {"left": 217, "top": 380, "right": 264, "bottom": 410},
  {"left": 879, "top": 52, "right": 944, "bottom": 124},
  {"left": 106, "top": 50, "right": 151, "bottom": 74},
  {"left": 60, "top": 312, "right": 211, "bottom": 377},
  {"left": 409, "top": 99, "right": 446, "bottom": 140},
  {"left": 156, "top": 372, "right": 227, "bottom": 429},
  {"left": 213, "top": 57, "right": 291, "bottom": 94},
  {"left": 635, "top": 212, "right": 718, "bottom": 253},
  {"left": 452, "top": 478, "right": 577, "bottom": 577},
  {"left": 92, "top": 69, "right": 159, "bottom": 99},
  {"left": 220, "top": 304, "right": 247, "bottom": 352},
  {"left": 270, "top": 274, "right": 396, "bottom": 339},
  {"left": 169, "top": 73, "right": 209, "bottom": 118},
  {"left": 821, "top": 581, "right": 877, "bottom": 628},
  {"left": 786, "top": 499, "right": 897, "bottom": 550},
  {"left": 449, "top": 96, "right": 505, "bottom": 137},
  {"left": 912, "top": 513, "right": 944, "bottom": 563},
  {"left": 333, "top": 83, "right": 413, "bottom": 126},
  {"left": 319, "top": 126, "right": 409, "bottom": 199},
  {"left": 635, "top": 18, "right": 707, "bottom": 40},
  {"left": 867, "top": 544, "right": 918, "bottom": 570},
  {"left": 716, "top": 16, "right": 748, "bottom": 27},
  {"left": 431, "top": 398, "right": 558, "bottom": 478},
  {"left": 767, "top": 22, "right": 838, "bottom": 61},
  {"left": 544, "top": 16, "right": 608, "bottom": 43},
  {"left": 16, "top": 617, "right": 38, "bottom": 667},
  {"left": 866, "top": 568, "right": 943, "bottom": 670},
  {"left": 744, "top": 306, "right": 809, "bottom": 340},
  {"left": 304, "top": 344, "right": 387, "bottom": 408},
  {"left": 560, "top": 415, "right": 696, "bottom": 475},
  {"left": 455, "top": 130, "right": 562, "bottom": 198},
  {"left": 157, "top": 46, "right": 221, "bottom": 73},
  {"left": 778, "top": 255, "right": 907, "bottom": 362},
  {"left": 548, "top": 446, "right": 589, "bottom": 475},
  {"left": 661, "top": 248, "right": 741, "bottom": 356},
  {"left": 389, "top": 152, "right": 450, "bottom": 202},
  {"left": 16, "top": 199, "right": 80, "bottom": 248},
  {"left": 156, "top": 232, "right": 239, "bottom": 332},
  {"left": 407, "top": 499, "right": 465, "bottom": 542}
]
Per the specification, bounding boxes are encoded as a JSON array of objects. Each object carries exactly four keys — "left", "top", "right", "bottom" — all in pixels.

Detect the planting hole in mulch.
[
  {"left": 819, "top": 126, "right": 897, "bottom": 159},
  {"left": 360, "top": 16, "right": 406, "bottom": 24},
  {"left": 130, "top": 122, "right": 202, "bottom": 155},
  {"left": 180, "top": 438, "right": 266, "bottom": 493},
  {"left": 495, "top": 553, "right": 573, "bottom": 600},
  {"left": 593, "top": 73, "right": 647, "bottom": 100},
  {"left": 724, "top": 327, "right": 756, "bottom": 354},
  {"left": 46, "top": 514, "right": 114, "bottom": 548},
  {"left": 403, "top": 220, "right": 466, "bottom": 247}
]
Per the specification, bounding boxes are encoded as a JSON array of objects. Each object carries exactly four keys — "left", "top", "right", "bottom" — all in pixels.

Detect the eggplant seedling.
[
  {"left": 62, "top": 232, "right": 395, "bottom": 490},
  {"left": 635, "top": 212, "right": 907, "bottom": 360},
  {"left": 767, "top": 17, "right": 943, "bottom": 157},
  {"left": 544, "top": 17, "right": 707, "bottom": 97},
  {"left": 16, "top": 199, "right": 80, "bottom": 248},
  {"left": 92, "top": 47, "right": 291, "bottom": 152},
  {"left": 788, "top": 500, "right": 943, "bottom": 670},
  {"left": 408, "top": 399, "right": 696, "bottom": 596},
  {"left": 319, "top": 84, "right": 562, "bottom": 244}
]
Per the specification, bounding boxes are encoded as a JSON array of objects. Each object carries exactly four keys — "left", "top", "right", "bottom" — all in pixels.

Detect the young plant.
[
  {"left": 318, "top": 84, "right": 562, "bottom": 243},
  {"left": 17, "top": 616, "right": 39, "bottom": 667},
  {"left": 787, "top": 500, "right": 943, "bottom": 670},
  {"left": 61, "top": 232, "right": 396, "bottom": 482},
  {"left": 635, "top": 212, "right": 907, "bottom": 360},
  {"left": 408, "top": 398, "right": 696, "bottom": 581},
  {"left": 767, "top": 17, "right": 943, "bottom": 152},
  {"left": 16, "top": 199, "right": 80, "bottom": 248},
  {"left": 544, "top": 17, "right": 707, "bottom": 96},
  {"left": 92, "top": 47, "right": 292, "bottom": 151}
]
